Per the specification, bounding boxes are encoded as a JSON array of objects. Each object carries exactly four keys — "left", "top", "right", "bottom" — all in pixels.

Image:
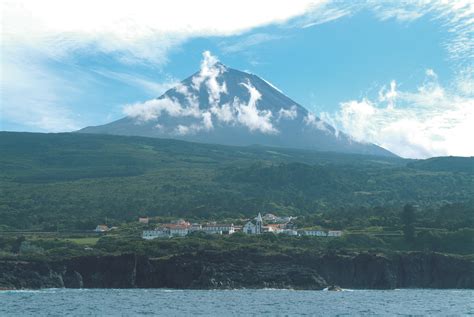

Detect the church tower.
[{"left": 256, "top": 212, "right": 263, "bottom": 234}]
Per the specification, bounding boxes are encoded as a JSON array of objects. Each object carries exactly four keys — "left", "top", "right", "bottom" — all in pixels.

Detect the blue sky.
[{"left": 1, "top": 0, "right": 473, "bottom": 158}]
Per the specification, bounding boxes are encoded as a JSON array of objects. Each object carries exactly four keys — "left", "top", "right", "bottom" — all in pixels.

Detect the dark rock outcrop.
[
  {"left": 0, "top": 260, "right": 65, "bottom": 289},
  {"left": 0, "top": 251, "right": 472, "bottom": 290}
]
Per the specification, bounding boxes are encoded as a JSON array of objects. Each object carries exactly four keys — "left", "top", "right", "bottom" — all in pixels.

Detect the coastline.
[{"left": 1, "top": 251, "right": 472, "bottom": 291}]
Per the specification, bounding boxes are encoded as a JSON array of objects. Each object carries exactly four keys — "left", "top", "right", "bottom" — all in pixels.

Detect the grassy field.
[{"left": 65, "top": 237, "right": 100, "bottom": 246}]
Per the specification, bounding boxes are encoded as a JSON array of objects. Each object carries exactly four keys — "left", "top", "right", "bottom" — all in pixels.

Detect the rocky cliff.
[{"left": 1, "top": 251, "right": 472, "bottom": 290}]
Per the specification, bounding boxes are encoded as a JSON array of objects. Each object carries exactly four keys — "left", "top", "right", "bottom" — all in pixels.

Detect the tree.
[
  {"left": 11, "top": 236, "right": 25, "bottom": 254},
  {"left": 401, "top": 204, "right": 416, "bottom": 242}
]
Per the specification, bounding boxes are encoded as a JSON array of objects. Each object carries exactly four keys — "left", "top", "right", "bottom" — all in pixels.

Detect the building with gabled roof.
[
  {"left": 94, "top": 225, "right": 109, "bottom": 232},
  {"left": 243, "top": 213, "right": 263, "bottom": 234}
]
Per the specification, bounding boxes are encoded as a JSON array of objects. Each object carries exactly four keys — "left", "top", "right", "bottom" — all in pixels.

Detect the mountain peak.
[{"left": 79, "top": 51, "right": 395, "bottom": 157}]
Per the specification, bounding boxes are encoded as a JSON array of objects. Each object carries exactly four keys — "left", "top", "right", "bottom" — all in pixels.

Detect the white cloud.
[
  {"left": 1, "top": 0, "right": 326, "bottom": 65},
  {"left": 278, "top": 105, "right": 298, "bottom": 121},
  {"left": 304, "top": 112, "right": 331, "bottom": 133},
  {"left": 210, "top": 103, "right": 235, "bottom": 123},
  {"left": 202, "top": 111, "right": 214, "bottom": 130},
  {"left": 2, "top": 0, "right": 471, "bottom": 72},
  {"left": 378, "top": 80, "right": 398, "bottom": 109},
  {"left": 11, "top": 0, "right": 470, "bottom": 69},
  {"left": 173, "top": 111, "right": 214, "bottom": 136},
  {"left": 220, "top": 33, "right": 283, "bottom": 53},
  {"left": 91, "top": 69, "right": 178, "bottom": 96},
  {"left": 0, "top": 54, "right": 81, "bottom": 132},
  {"left": 322, "top": 70, "right": 474, "bottom": 158},
  {"left": 174, "top": 125, "right": 192, "bottom": 135},
  {"left": 123, "top": 98, "right": 183, "bottom": 121},
  {"left": 297, "top": 2, "right": 354, "bottom": 28},
  {"left": 234, "top": 81, "right": 278, "bottom": 134},
  {"left": 173, "top": 82, "right": 201, "bottom": 117},
  {"left": 370, "top": 3, "right": 425, "bottom": 22},
  {"left": 368, "top": 0, "right": 474, "bottom": 69},
  {"left": 192, "top": 51, "right": 228, "bottom": 106}
]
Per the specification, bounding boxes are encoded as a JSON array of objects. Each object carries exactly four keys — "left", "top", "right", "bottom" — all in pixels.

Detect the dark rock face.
[
  {"left": 141, "top": 252, "right": 328, "bottom": 289},
  {"left": 64, "top": 254, "right": 139, "bottom": 288},
  {"left": 0, "top": 260, "right": 65, "bottom": 289},
  {"left": 396, "top": 252, "right": 474, "bottom": 288},
  {"left": 62, "top": 270, "right": 83, "bottom": 288},
  {"left": 0, "top": 251, "right": 472, "bottom": 290}
]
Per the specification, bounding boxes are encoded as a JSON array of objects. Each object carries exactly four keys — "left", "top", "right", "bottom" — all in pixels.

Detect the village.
[{"left": 138, "top": 212, "right": 343, "bottom": 239}]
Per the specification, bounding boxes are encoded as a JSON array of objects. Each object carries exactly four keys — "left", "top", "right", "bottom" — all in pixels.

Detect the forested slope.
[{"left": 0, "top": 132, "right": 472, "bottom": 230}]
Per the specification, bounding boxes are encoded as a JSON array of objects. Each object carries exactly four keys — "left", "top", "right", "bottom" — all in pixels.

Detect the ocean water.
[{"left": 0, "top": 288, "right": 472, "bottom": 316}]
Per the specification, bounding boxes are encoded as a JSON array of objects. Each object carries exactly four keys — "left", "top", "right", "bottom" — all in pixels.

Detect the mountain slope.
[
  {"left": 79, "top": 54, "right": 395, "bottom": 157},
  {"left": 1, "top": 132, "right": 473, "bottom": 231},
  {"left": 407, "top": 157, "right": 474, "bottom": 173}
]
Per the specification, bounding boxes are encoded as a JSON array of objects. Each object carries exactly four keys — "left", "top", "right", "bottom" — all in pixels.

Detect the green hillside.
[
  {"left": 407, "top": 156, "right": 474, "bottom": 173},
  {"left": 0, "top": 132, "right": 472, "bottom": 230}
]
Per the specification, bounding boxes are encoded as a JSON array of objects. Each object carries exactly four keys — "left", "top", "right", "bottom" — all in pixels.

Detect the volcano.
[{"left": 79, "top": 52, "right": 394, "bottom": 157}]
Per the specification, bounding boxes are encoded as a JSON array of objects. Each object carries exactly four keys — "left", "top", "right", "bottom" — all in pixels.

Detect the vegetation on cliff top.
[{"left": 0, "top": 132, "right": 472, "bottom": 261}]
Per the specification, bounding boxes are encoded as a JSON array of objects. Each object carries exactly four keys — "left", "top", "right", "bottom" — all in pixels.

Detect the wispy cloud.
[
  {"left": 278, "top": 105, "right": 298, "bottom": 121},
  {"left": 297, "top": 2, "right": 354, "bottom": 28},
  {"left": 369, "top": 2, "right": 427, "bottom": 22},
  {"left": 304, "top": 112, "right": 331, "bottom": 133},
  {"left": 1, "top": 0, "right": 326, "bottom": 66},
  {"left": 1, "top": 54, "right": 81, "bottom": 132},
  {"left": 3, "top": 0, "right": 471, "bottom": 70},
  {"left": 192, "top": 51, "right": 228, "bottom": 105},
  {"left": 91, "top": 69, "right": 179, "bottom": 97},
  {"left": 368, "top": 0, "right": 474, "bottom": 70},
  {"left": 220, "top": 33, "right": 283, "bottom": 54},
  {"left": 234, "top": 81, "right": 278, "bottom": 134}
]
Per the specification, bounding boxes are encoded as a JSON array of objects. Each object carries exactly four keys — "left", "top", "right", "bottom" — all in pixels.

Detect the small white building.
[
  {"left": 201, "top": 224, "right": 235, "bottom": 235},
  {"left": 138, "top": 217, "right": 149, "bottom": 224},
  {"left": 169, "top": 227, "right": 189, "bottom": 237},
  {"left": 277, "top": 229, "right": 299, "bottom": 236},
  {"left": 328, "top": 230, "right": 343, "bottom": 237},
  {"left": 303, "top": 230, "right": 327, "bottom": 237},
  {"left": 190, "top": 223, "right": 202, "bottom": 231},
  {"left": 94, "top": 225, "right": 109, "bottom": 232}
]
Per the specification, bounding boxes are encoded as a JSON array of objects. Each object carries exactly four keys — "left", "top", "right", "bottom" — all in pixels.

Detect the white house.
[
  {"left": 169, "top": 226, "right": 189, "bottom": 237},
  {"left": 94, "top": 225, "right": 109, "bottom": 232},
  {"left": 190, "top": 223, "right": 202, "bottom": 231},
  {"left": 328, "top": 230, "right": 343, "bottom": 237},
  {"left": 138, "top": 217, "right": 149, "bottom": 224},
  {"left": 277, "top": 229, "right": 298, "bottom": 236},
  {"left": 201, "top": 224, "right": 235, "bottom": 235},
  {"left": 303, "top": 230, "right": 327, "bottom": 237}
]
